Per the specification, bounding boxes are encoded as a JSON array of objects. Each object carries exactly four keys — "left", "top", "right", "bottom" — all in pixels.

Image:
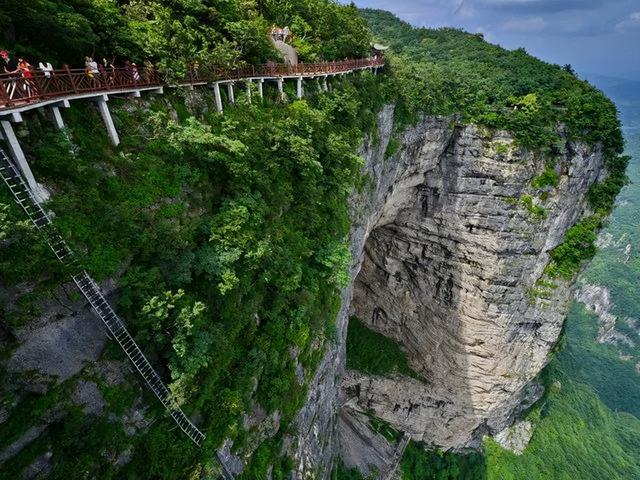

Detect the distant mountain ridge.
[
  {"left": 582, "top": 73, "right": 640, "bottom": 105},
  {"left": 581, "top": 73, "right": 640, "bottom": 131}
]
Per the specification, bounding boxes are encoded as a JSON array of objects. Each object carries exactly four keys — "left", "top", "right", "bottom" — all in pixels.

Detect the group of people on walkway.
[
  {"left": 83, "top": 57, "right": 154, "bottom": 87},
  {"left": 1, "top": 50, "right": 42, "bottom": 98},
  {"left": 270, "top": 25, "right": 291, "bottom": 43},
  {"left": 1, "top": 49, "right": 155, "bottom": 101},
  {"left": 2, "top": 50, "right": 58, "bottom": 79}
]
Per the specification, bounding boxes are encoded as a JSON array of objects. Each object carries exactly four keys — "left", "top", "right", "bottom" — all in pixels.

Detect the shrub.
[
  {"left": 346, "top": 317, "right": 421, "bottom": 379},
  {"left": 531, "top": 167, "right": 560, "bottom": 189},
  {"left": 546, "top": 216, "right": 601, "bottom": 279}
]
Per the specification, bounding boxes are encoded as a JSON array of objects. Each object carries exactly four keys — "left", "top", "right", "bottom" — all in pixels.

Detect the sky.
[{"left": 343, "top": 0, "right": 640, "bottom": 80}]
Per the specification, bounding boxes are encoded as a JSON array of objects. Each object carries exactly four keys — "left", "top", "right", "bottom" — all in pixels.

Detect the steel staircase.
[
  {"left": 0, "top": 148, "right": 206, "bottom": 447},
  {"left": 381, "top": 432, "right": 412, "bottom": 480}
]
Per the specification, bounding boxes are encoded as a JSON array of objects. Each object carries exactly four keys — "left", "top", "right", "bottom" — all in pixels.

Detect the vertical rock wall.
[{"left": 290, "top": 105, "right": 607, "bottom": 475}]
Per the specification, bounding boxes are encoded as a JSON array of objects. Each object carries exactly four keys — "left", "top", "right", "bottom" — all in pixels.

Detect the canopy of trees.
[
  {"left": 361, "top": 8, "right": 623, "bottom": 156},
  {"left": 1, "top": 4, "right": 631, "bottom": 480},
  {"left": 0, "top": 0, "right": 371, "bottom": 73}
]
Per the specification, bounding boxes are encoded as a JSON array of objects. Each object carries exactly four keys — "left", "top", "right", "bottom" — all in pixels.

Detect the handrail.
[{"left": 0, "top": 57, "right": 385, "bottom": 110}]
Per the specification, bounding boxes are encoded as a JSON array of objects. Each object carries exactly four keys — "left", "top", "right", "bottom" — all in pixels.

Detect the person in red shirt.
[
  {"left": 18, "top": 58, "right": 33, "bottom": 78},
  {"left": 17, "top": 58, "right": 36, "bottom": 97}
]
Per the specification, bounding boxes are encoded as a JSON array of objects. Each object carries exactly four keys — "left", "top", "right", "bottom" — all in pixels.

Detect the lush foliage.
[
  {"left": 531, "top": 166, "right": 560, "bottom": 189},
  {"left": 333, "top": 461, "right": 370, "bottom": 480},
  {"left": 401, "top": 443, "right": 486, "bottom": 480},
  {"left": 484, "top": 363, "right": 640, "bottom": 480},
  {"left": 588, "top": 153, "right": 630, "bottom": 214},
  {"left": 361, "top": 9, "right": 624, "bottom": 156},
  {"left": 0, "top": 0, "right": 371, "bottom": 73},
  {"left": 0, "top": 72, "right": 387, "bottom": 478},
  {"left": 545, "top": 216, "right": 601, "bottom": 279},
  {"left": 346, "top": 317, "right": 421, "bottom": 379}
]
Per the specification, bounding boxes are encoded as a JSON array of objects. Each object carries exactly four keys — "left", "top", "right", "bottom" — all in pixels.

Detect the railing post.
[
  {"left": 66, "top": 65, "right": 79, "bottom": 94},
  {"left": 0, "top": 77, "right": 10, "bottom": 107},
  {"left": 29, "top": 71, "right": 44, "bottom": 103}
]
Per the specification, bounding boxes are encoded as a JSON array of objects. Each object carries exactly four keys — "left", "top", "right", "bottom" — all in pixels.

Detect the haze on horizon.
[{"left": 344, "top": 0, "right": 640, "bottom": 81}]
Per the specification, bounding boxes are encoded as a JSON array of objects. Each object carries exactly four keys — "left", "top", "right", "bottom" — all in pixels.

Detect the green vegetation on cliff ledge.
[
  {"left": 401, "top": 443, "right": 486, "bottom": 480},
  {"left": 346, "top": 317, "right": 421, "bottom": 379}
]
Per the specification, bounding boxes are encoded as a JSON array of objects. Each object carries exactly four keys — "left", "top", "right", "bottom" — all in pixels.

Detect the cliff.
[
  {"left": 288, "top": 104, "right": 608, "bottom": 476},
  {"left": 0, "top": 8, "right": 627, "bottom": 478}
]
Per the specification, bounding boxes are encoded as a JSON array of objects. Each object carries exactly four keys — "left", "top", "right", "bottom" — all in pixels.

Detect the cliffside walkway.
[
  {"left": 0, "top": 57, "right": 384, "bottom": 114},
  {"left": 0, "top": 57, "right": 384, "bottom": 201},
  {"left": 0, "top": 148, "right": 206, "bottom": 447}
]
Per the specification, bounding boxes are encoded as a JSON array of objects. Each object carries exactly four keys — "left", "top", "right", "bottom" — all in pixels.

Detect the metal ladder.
[
  {"left": 381, "top": 432, "right": 411, "bottom": 480},
  {"left": 0, "top": 148, "right": 205, "bottom": 447}
]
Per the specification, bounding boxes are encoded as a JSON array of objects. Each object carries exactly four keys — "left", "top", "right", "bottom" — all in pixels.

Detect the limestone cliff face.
[{"left": 289, "top": 105, "right": 606, "bottom": 475}]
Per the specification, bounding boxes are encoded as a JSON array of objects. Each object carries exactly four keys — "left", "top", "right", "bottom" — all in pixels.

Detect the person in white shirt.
[
  {"left": 89, "top": 58, "right": 99, "bottom": 75},
  {"left": 38, "top": 61, "right": 53, "bottom": 78}
]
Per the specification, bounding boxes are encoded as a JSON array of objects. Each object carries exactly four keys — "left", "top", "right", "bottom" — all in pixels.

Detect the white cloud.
[
  {"left": 502, "top": 16, "right": 547, "bottom": 32},
  {"left": 616, "top": 10, "right": 640, "bottom": 31}
]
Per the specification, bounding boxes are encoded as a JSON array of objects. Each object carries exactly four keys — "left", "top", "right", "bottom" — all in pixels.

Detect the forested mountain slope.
[
  {"left": 0, "top": 3, "right": 632, "bottom": 480},
  {"left": 356, "top": 9, "right": 640, "bottom": 480}
]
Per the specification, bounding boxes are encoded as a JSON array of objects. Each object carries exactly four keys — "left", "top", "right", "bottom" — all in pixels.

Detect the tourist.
[
  {"left": 17, "top": 58, "right": 35, "bottom": 97},
  {"left": 191, "top": 60, "right": 200, "bottom": 81},
  {"left": 84, "top": 56, "right": 100, "bottom": 87},
  {"left": 104, "top": 57, "right": 116, "bottom": 85},
  {"left": 102, "top": 57, "right": 111, "bottom": 84},
  {"left": 18, "top": 58, "right": 33, "bottom": 78},
  {"left": 276, "top": 27, "right": 283, "bottom": 41},
  {"left": 131, "top": 62, "right": 140, "bottom": 82},
  {"left": 88, "top": 57, "right": 100, "bottom": 76},
  {"left": 38, "top": 60, "right": 54, "bottom": 78},
  {"left": 1, "top": 49, "right": 19, "bottom": 74},
  {"left": 1, "top": 49, "right": 20, "bottom": 100}
]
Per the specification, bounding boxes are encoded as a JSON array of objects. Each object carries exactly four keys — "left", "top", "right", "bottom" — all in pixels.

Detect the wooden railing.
[{"left": 0, "top": 57, "right": 384, "bottom": 110}]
